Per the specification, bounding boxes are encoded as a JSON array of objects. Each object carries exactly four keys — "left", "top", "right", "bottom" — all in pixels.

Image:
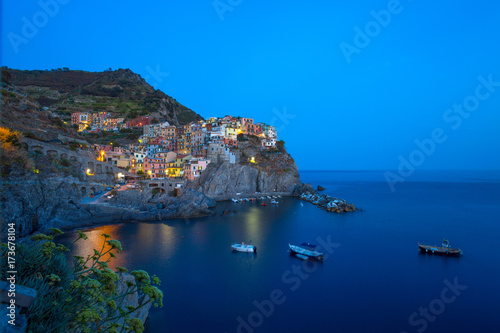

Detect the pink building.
[
  {"left": 143, "top": 157, "right": 167, "bottom": 178},
  {"left": 184, "top": 159, "right": 210, "bottom": 181}
]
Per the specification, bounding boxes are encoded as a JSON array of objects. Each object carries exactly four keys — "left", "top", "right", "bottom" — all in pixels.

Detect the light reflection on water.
[{"left": 56, "top": 178, "right": 500, "bottom": 333}]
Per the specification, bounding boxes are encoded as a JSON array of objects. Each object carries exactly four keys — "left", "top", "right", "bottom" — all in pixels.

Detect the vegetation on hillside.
[
  {"left": 0, "top": 127, "right": 34, "bottom": 176},
  {"left": 3, "top": 67, "right": 202, "bottom": 127}
]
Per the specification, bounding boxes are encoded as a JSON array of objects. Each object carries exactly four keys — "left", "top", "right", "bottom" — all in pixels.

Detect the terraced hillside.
[{"left": 3, "top": 67, "right": 203, "bottom": 126}]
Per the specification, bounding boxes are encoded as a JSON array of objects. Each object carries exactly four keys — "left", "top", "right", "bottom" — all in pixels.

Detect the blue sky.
[{"left": 2, "top": 0, "right": 500, "bottom": 171}]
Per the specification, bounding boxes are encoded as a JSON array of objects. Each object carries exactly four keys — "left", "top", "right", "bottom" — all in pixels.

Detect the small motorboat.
[
  {"left": 270, "top": 199, "right": 278, "bottom": 204},
  {"left": 231, "top": 198, "right": 240, "bottom": 203},
  {"left": 418, "top": 239, "right": 462, "bottom": 256},
  {"left": 231, "top": 242, "right": 256, "bottom": 252},
  {"left": 261, "top": 203, "right": 267, "bottom": 206},
  {"left": 289, "top": 243, "right": 324, "bottom": 261}
]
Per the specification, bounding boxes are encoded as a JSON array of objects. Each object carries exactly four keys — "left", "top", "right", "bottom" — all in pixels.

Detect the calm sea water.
[{"left": 61, "top": 170, "right": 500, "bottom": 333}]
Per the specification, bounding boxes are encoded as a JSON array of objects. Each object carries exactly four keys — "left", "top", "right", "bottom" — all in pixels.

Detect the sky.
[{"left": 2, "top": 0, "right": 500, "bottom": 171}]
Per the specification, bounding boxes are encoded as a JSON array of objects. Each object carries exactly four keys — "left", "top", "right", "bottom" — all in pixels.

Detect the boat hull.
[
  {"left": 418, "top": 243, "right": 462, "bottom": 256},
  {"left": 231, "top": 244, "right": 256, "bottom": 252},
  {"left": 289, "top": 244, "right": 324, "bottom": 261}
]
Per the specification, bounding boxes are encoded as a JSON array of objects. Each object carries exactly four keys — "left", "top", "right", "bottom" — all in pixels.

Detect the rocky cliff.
[
  {"left": 189, "top": 142, "right": 313, "bottom": 199},
  {"left": 1, "top": 165, "right": 215, "bottom": 237}
]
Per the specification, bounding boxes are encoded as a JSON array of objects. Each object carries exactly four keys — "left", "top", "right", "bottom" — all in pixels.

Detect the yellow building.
[
  {"left": 161, "top": 126, "right": 177, "bottom": 140},
  {"left": 166, "top": 154, "right": 192, "bottom": 178},
  {"left": 225, "top": 126, "right": 238, "bottom": 140}
]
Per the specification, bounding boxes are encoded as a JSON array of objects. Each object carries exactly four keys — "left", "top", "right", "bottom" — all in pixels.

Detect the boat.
[
  {"left": 231, "top": 242, "right": 256, "bottom": 252},
  {"left": 270, "top": 199, "right": 278, "bottom": 204},
  {"left": 418, "top": 239, "right": 462, "bottom": 256},
  {"left": 289, "top": 243, "right": 324, "bottom": 261},
  {"left": 295, "top": 254, "right": 309, "bottom": 260},
  {"left": 231, "top": 198, "right": 240, "bottom": 203},
  {"left": 261, "top": 203, "right": 267, "bottom": 206}
]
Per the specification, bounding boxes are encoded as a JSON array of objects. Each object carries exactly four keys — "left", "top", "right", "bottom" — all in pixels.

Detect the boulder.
[{"left": 317, "top": 185, "right": 326, "bottom": 191}]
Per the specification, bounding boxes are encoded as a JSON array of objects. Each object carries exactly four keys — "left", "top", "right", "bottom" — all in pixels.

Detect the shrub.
[
  {"left": 0, "top": 127, "right": 34, "bottom": 175},
  {"left": 58, "top": 158, "right": 72, "bottom": 167},
  {"left": 0, "top": 229, "right": 163, "bottom": 332},
  {"left": 277, "top": 140, "right": 285, "bottom": 151}
]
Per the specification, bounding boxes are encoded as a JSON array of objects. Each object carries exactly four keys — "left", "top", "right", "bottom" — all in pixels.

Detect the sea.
[{"left": 61, "top": 170, "right": 500, "bottom": 333}]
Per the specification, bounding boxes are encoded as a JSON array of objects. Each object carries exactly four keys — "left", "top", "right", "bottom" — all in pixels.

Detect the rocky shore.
[
  {"left": 0, "top": 170, "right": 216, "bottom": 237},
  {"left": 299, "top": 192, "right": 360, "bottom": 213}
]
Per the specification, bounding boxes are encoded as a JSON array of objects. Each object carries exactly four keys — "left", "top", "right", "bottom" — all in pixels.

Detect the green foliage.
[
  {"left": 57, "top": 158, "right": 72, "bottom": 167},
  {"left": 0, "top": 230, "right": 163, "bottom": 333},
  {"left": 0, "top": 127, "right": 34, "bottom": 176},
  {"left": 277, "top": 140, "right": 285, "bottom": 151}
]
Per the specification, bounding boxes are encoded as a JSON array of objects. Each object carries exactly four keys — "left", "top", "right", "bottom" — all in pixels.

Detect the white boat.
[
  {"left": 231, "top": 243, "right": 256, "bottom": 252},
  {"left": 267, "top": 196, "right": 272, "bottom": 199},
  {"left": 231, "top": 198, "right": 240, "bottom": 203},
  {"left": 289, "top": 243, "right": 324, "bottom": 261},
  {"left": 270, "top": 199, "right": 279, "bottom": 204}
]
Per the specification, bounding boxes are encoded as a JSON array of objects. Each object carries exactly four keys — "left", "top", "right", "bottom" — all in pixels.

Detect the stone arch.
[
  {"left": 149, "top": 183, "right": 159, "bottom": 188},
  {"left": 46, "top": 150, "right": 58, "bottom": 158},
  {"left": 31, "top": 145, "right": 43, "bottom": 153},
  {"left": 21, "top": 142, "right": 28, "bottom": 150},
  {"left": 87, "top": 162, "right": 94, "bottom": 172},
  {"left": 96, "top": 164, "right": 102, "bottom": 173},
  {"left": 60, "top": 153, "right": 68, "bottom": 159},
  {"left": 81, "top": 187, "right": 87, "bottom": 195},
  {"left": 90, "top": 187, "right": 96, "bottom": 194}
]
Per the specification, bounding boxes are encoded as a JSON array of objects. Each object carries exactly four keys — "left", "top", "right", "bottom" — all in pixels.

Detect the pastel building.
[{"left": 184, "top": 158, "right": 210, "bottom": 181}]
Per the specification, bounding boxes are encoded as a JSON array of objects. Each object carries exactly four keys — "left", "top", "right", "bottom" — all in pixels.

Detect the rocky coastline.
[{"left": 299, "top": 192, "right": 360, "bottom": 213}]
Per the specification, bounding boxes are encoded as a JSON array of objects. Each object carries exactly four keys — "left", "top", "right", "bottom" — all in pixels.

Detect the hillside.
[{"left": 2, "top": 67, "right": 203, "bottom": 127}]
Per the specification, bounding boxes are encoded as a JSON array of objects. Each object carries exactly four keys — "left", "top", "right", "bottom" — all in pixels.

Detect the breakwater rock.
[{"left": 299, "top": 192, "right": 360, "bottom": 213}]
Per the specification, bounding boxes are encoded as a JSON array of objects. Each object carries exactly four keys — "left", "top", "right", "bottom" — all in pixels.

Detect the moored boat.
[
  {"left": 418, "top": 239, "right": 462, "bottom": 256},
  {"left": 270, "top": 199, "right": 278, "bottom": 204},
  {"left": 289, "top": 243, "right": 324, "bottom": 261},
  {"left": 231, "top": 242, "right": 256, "bottom": 252}
]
